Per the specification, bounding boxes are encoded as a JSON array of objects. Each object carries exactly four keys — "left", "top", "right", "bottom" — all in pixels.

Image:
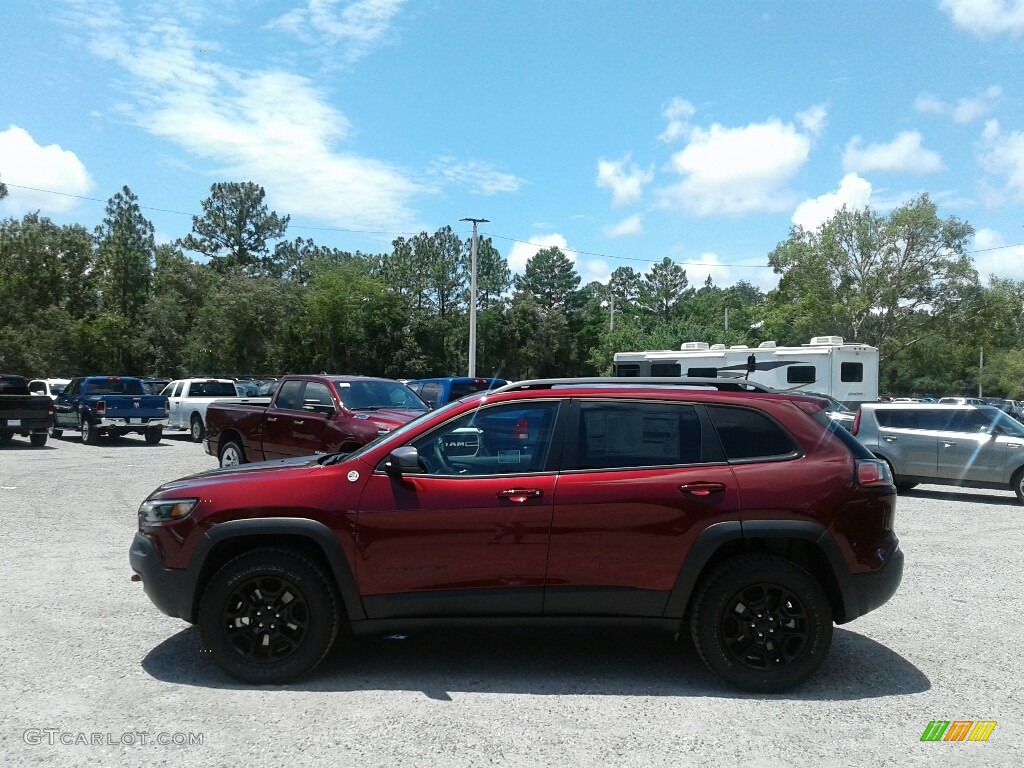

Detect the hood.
[
  {"left": 154, "top": 454, "right": 325, "bottom": 494},
  {"left": 353, "top": 408, "right": 428, "bottom": 430}
]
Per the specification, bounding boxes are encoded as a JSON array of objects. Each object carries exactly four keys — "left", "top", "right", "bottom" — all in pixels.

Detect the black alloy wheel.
[
  {"left": 690, "top": 555, "right": 832, "bottom": 693},
  {"left": 198, "top": 549, "right": 339, "bottom": 684}
]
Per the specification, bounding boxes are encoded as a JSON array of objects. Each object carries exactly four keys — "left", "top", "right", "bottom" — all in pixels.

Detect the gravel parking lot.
[{"left": 1, "top": 433, "right": 1020, "bottom": 767}]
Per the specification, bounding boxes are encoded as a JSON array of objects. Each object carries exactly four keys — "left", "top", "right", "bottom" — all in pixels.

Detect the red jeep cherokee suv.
[{"left": 129, "top": 378, "right": 903, "bottom": 692}]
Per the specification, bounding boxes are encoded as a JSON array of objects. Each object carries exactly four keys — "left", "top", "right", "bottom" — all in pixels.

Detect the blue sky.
[{"left": 2, "top": 0, "right": 1024, "bottom": 291}]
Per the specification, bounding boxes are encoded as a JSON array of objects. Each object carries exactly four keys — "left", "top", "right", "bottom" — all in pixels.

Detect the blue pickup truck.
[
  {"left": 405, "top": 377, "right": 508, "bottom": 408},
  {"left": 52, "top": 376, "right": 169, "bottom": 444}
]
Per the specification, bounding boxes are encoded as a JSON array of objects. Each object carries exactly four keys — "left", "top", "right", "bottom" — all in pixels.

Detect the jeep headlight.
[{"left": 139, "top": 498, "right": 199, "bottom": 526}]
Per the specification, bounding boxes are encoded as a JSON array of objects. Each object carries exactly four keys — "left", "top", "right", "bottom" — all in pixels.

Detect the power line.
[{"left": 5, "top": 182, "right": 1023, "bottom": 266}]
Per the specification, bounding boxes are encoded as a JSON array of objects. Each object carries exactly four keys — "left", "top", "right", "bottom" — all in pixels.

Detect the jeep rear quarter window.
[{"left": 706, "top": 405, "right": 798, "bottom": 460}]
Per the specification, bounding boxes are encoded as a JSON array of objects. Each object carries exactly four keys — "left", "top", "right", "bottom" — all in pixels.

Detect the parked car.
[
  {"left": 406, "top": 376, "right": 509, "bottom": 407},
  {"left": 852, "top": 402, "right": 1024, "bottom": 502},
  {"left": 161, "top": 378, "right": 271, "bottom": 442},
  {"left": 804, "top": 391, "right": 855, "bottom": 431},
  {"left": 28, "top": 378, "right": 71, "bottom": 401},
  {"left": 204, "top": 374, "right": 430, "bottom": 466},
  {"left": 141, "top": 378, "right": 172, "bottom": 395},
  {"left": 1, "top": 374, "right": 54, "bottom": 447},
  {"left": 131, "top": 377, "right": 902, "bottom": 692},
  {"left": 53, "top": 376, "right": 169, "bottom": 444},
  {"left": 937, "top": 396, "right": 985, "bottom": 405}
]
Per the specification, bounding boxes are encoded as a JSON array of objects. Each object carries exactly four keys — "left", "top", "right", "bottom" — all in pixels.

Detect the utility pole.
[
  {"left": 460, "top": 217, "right": 488, "bottom": 377},
  {"left": 610, "top": 292, "right": 615, "bottom": 332}
]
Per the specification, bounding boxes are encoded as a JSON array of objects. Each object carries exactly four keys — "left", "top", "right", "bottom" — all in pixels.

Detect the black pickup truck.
[{"left": 0, "top": 374, "right": 53, "bottom": 447}]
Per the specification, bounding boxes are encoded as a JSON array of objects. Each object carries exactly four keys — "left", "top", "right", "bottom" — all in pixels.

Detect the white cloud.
[
  {"left": 940, "top": 0, "right": 1024, "bottom": 37},
  {"left": 659, "top": 117, "right": 812, "bottom": 216},
  {"left": 843, "top": 131, "right": 944, "bottom": 174},
  {"left": 596, "top": 154, "right": 653, "bottom": 207},
  {"left": 578, "top": 258, "right": 611, "bottom": 284},
  {"left": 0, "top": 125, "right": 94, "bottom": 214},
  {"left": 972, "top": 228, "right": 1024, "bottom": 280},
  {"left": 430, "top": 158, "right": 522, "bottom": 195},
  {"left": 602, "top": 214, "right": 643, "bottom": 238},
  {"left": 270, "top": 0, "right": 407, "bottom": 61},
  {"left": 507, "top": 234, "right": 571, "bottom": 276},
  {"left": 659, "top": 97, "right": 696, "bottom": 143},
  {"left": 791, "top": 173, "right": 873, "bottom": 231},
  {"left": 681, "top": 253, "right": 731, "bottom": 288},
  {"left": 69, "top": 4, "right": 422, "bottom": 232},
  {"left": 978, "top": 119, "right": 1024, "bottom": 204},
  {"left": 796, "top": 105, "right": 827, "bottom": 137},
  {"left": 914, "top": 92, "right": 947, "bottom": 115},
  {"left": 953, "top": 85, "right": 1002, "bottom": 123}
]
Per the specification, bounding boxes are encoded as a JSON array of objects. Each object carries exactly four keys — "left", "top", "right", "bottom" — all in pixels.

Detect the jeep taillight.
[
  {"left": 856, "top": 458, "right": 892, "bottom": 487},
  {"left": 96, "top": 400, "right": 106, "bottom": 415},
  {"left": 851, "top": 409, "right": 861, "bottom": 435}
]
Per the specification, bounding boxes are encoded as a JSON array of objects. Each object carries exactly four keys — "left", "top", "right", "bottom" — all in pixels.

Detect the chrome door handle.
[
  {"left": 293, "top": 420, "right": 304, "bottom": 425},
  {"left": 883, "top": 436, "right": 897, "bottom": 442},
  {"left": 266, "top": 416, "right": 278, "bottom": 422},
  {"left": 497, "top": 489, "right": 543, "bottom": 503},
  {"left": 942, "top": 441, "right": 956, "bottom": 448},
  {"left": 679, "top": 482, "right": 726, "bottom": 496}
]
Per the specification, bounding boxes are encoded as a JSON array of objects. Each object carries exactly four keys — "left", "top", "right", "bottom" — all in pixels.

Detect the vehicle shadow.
[
  {"left": 50, "top": 435, "right": 170, "bottom": 448},
  {"left": 0, "top": 443, "right": 58, "bottom": 451},
  {"left": 141, "top": 625, "right": 929, "bottom": 701},
  {"left": 901, "top": 487, "right": 1017, "bottom": 506}
]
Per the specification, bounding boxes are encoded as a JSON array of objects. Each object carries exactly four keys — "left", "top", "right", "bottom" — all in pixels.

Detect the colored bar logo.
[{"left": 920, "top": 721, "right": 996, "bottom": 742}]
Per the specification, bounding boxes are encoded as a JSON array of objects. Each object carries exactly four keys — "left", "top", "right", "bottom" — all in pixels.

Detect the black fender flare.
[
  {"left": 186, "top": 518, "right": 365, "bottom": 622},
  {"left": 663, "top": 520, "right": 857, "bottom": 622}
]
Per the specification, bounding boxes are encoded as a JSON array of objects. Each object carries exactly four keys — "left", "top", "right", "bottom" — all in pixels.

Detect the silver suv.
[{"left": 853, "top": 403, "right": 1024, "bottom": 503}]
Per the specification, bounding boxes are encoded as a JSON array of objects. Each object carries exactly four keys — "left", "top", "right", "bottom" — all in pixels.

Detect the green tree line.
[{"left": 1, "top": 180, "right": 1021, "bottom": 397}]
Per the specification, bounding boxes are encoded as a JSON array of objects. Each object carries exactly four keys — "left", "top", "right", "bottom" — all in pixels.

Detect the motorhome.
[{"left": 612, "top": 336, "right": 879, "bottom": 407}]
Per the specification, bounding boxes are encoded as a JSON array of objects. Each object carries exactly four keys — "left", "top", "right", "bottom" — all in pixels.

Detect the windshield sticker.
[{"left": 347, "top": 470, "right": 360, "bottom": 482}]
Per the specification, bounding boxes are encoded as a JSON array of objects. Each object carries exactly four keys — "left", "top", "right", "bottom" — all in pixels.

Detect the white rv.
[{"left": 612, "top": 336, "right": 879, "bottom": 406}]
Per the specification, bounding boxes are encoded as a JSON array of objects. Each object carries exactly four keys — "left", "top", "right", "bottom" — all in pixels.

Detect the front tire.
[
  {"left": 198, "top": 549, "right": 340, "bottom": 684},
  {"left": 190, "top": 414, "right": 205, "bottom": 443},
  {"left": 690, "top": 555, "right": 833, "bottom": 693},
  {"left": 219, "top": 439, "right": 245, "bottom": 467},
  {"left": 1013, "top": 467, "right": 1024, "bottom": 504},
  {"left": 145, "top": 427, "right": 163, "bottom": 445},
  {"left": 30, "top": 432, "right": 47, "bottom": 448}
]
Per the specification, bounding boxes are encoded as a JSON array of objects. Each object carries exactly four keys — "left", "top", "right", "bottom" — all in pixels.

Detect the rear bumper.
[
  {"left": 848, "top": 546, "right": 904, "bottom": 619},
  {"left": 96, "top": 417, "right": 168, "bottom": 430}
]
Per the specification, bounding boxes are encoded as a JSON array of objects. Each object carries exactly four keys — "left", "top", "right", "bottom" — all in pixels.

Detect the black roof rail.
[{"left": 492, "top": 377, "right": 779, "bottom": 394}]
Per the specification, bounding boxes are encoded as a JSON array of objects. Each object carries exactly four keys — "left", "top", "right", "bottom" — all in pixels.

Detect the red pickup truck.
[{"left": 204, "top": 375, "right": 429, "bottom": 466}]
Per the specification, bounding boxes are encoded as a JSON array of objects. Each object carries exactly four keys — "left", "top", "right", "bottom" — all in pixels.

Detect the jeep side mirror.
[{"left": 384, "top": 446, "right": 423, "bottom": 476}]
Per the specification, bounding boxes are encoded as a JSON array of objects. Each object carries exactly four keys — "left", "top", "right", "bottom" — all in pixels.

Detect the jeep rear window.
[
  {"left": 0, "top": 376, "right": 29, "bottom": 395},
  {"left": 87, "top": 379, "right": 145, "bottom": 395},
  {"left": 706, "top": 406, "right": 798, "bottom": 460},
  {"left": 189, "top": 382, "right": 238, "bottom": 397}
]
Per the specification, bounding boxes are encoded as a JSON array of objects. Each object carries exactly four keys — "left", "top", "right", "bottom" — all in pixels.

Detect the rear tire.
[
  {"left": 48, "top": 417, "right": 63, "bottom": 439},
  {"left": 1012, "top": 468, "right": 1024, "bottom": 505},
  {"left": 690, "top": 555, "right": 833, "bottom": 693},
  {"left": 145, "top": 427, "right": 163, "bottom": 445},
  {"left": 81, "top": 417, "right": 97, "bottom": 445},
  {"left": 30, "top": 432, "right": 47, "bottom": 448},
  {"left": 0, "top": 432, "right": 12, "bottom": 446},
  {"left": 219, "top": 439, "right": 245, "bottom": 467},
  {"left": 197, "top": 549, "right": 340, "bottom": 684},
  {"left": 190, "top": 414, "right": 205, "bottom": 443}
]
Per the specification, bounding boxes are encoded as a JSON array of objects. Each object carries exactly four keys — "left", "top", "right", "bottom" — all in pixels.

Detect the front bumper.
[
  {"left": 97, "top": 417, "right": 168, "bottom": 430},
  {"left": 129, "top": 531, "right": 193, "bottom": 620}
]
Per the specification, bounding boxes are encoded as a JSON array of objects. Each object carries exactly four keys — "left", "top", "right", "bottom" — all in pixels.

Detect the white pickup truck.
[{"left": 161, "top": 378, "right": 270, "bottom": 442}]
